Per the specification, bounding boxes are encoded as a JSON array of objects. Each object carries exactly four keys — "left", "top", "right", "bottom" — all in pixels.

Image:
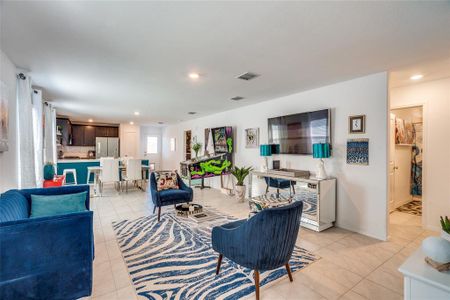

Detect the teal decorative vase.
[{"left": 43, "top": 164, "right": 55, "bottom": 180}]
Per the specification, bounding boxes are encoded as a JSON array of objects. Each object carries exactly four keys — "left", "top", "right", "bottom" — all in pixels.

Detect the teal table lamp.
[
  {"left": 313, "top": 143, "right": 331, "bottom": 179},
  {"left": 260, "top": 144, "right": 272, "bottom": 171}
]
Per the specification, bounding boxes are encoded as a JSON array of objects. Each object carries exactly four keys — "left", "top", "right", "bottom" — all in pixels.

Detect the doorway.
[{"left": 389, "top": 106, "right": 424, "bottom": 226}]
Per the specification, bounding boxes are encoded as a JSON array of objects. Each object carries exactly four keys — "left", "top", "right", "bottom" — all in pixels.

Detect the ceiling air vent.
[
  {"left": 230, "top": 96, "right": 245, "bottom": 101},
  {"left": 236, "top": 72, "right": 259, "bottom": 81}
]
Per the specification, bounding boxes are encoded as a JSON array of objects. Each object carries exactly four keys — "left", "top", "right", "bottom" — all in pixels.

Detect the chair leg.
[
  {"left": 158, "top": 206, "right": 161, "bottom": 221},
  {"left": 216, "top": 254, "right": 223, "bottom": 275},
  {"left": 152, "top": 205, "right": 156, "bottom": 214},
  {"left": 254, "top": 270, "right": 260, "bottom": 300},
  {"left": 285, "top": 263, "right": 293, "bottom": 282},
  {"left": 265, "top": 184, "right": 269, "bottom": 194}
]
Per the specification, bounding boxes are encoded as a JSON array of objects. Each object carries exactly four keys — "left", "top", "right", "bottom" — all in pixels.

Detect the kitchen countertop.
[{"left": 58, "top": 158, "right": 100, "bottom": 163}]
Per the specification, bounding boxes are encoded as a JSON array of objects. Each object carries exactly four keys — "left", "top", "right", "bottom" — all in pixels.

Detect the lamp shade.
[
  {"left": 312, "top": 143, "right": 331, "bottom": 158},
  {"left": 260, "top": 144, "right": 272, "bottom": 157},
  {"left": 270, "top": 144, "right": 280, "bottom": 155}
]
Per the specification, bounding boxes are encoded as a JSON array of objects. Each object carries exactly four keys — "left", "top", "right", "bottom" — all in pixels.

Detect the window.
[
  {"left": 170, "top": 137, "right": 176, "bottom": 151},
  {"left": 146, "top": 136, "right": 158, "bottom": 154}
]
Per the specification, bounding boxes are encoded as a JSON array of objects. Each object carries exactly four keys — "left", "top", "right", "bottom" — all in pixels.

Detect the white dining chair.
[
  {"left": 122, "top": 158, "right": 142, "bottom": 193},
  {"left": 99, "top": 158, "right": 120, "bottom": 195}
]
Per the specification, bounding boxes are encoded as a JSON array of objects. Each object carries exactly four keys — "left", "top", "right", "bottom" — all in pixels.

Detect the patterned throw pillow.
[{"left": 155, "top": 171, "right": 179, "bottom": 191}]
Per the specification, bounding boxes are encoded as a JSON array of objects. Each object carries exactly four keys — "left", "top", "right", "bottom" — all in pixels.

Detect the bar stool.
[
  {"left": 63, "top": 169, "right": 77, "bottom": 185},
  {"left": 86, "top": 167, "right": 96, "bottom": 185}
]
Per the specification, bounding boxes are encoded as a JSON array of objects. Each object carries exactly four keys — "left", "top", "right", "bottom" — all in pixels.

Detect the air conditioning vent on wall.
[
  {"left": 230, "top": 96, "right": 245, "bottom": 101},
  {"left": 236, "top": 72, "right": 260, "bottom": 81}
]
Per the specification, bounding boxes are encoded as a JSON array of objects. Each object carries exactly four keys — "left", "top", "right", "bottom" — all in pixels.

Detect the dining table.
[{"left": 88, "top": 164, "right": 151, "bottom": 196}]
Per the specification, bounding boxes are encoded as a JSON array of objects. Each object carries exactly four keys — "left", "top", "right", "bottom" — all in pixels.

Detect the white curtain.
[
  {"left": 43, "top": 102, "right": 57, "bottom": 165},
  {"left": 16, "top": 73, "right": 36, "bottom": 188},
  {"left": 32, "top": 89, "right": 43, "bottom": 186}
]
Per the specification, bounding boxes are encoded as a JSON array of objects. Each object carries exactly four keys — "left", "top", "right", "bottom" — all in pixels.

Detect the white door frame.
[{"left": 387, "top": 103, "right": 426, "bottom": 237}]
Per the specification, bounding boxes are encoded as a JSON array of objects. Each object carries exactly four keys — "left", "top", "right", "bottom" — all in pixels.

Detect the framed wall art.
[
  {"left": 349, "top": 115, "right": 365, "bottom": 134},
  {"left": 347, "top": 138, "right": 369, "bottom": 165},
  {"left": 245, "top": 128, "right": 259, "bottom": 148}
]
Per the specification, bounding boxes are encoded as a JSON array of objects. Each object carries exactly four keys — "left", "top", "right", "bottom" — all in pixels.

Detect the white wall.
[
  {"left": 163, "top": 72, "right": 389, "bottom": 240},
  {"left": 0, "top": 50, "right": 18, "bottom": 192},
  {"left": 390, "top": 77, "right": 450, "bottom": 231},
  {"left": 140, "top": 125, "right": 162, "bottom": 169}
]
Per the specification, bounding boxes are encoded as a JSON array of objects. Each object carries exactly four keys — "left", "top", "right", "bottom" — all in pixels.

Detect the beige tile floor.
[{"left": 83, "top": 186, "right": 436, "bottom": 300}]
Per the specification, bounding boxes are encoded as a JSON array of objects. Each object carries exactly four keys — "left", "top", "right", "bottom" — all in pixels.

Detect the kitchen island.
[{"left": 57, "top": 159, "right": 150, "bottom": 184}]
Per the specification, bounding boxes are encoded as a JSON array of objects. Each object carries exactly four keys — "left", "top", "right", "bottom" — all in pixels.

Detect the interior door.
[
  {"left": 122, "top": 132, "right": 138, "bottom": 157},
  {"left": 389, "top": 113, "right": 396, "bottom": 212}
]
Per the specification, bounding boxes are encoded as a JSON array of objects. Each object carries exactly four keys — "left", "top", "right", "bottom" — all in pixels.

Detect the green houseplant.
[
  {"left": 192, "top": 142, "right": 202, "bottom": 159},
  {"left": 230, "top": 166, "right": 253, "bottom": 202},
  {"left": 440, "top": 216, "right": 450, "bottom": 242}
]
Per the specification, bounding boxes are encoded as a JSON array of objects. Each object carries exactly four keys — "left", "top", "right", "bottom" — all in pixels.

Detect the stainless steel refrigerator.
[{"left": 96, "top": 137, "right": 119, "bottom": 158}]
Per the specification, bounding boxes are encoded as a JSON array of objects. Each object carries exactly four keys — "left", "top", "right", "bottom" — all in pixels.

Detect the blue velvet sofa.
[
  {"left": 212, "top": 201, "right": 303, "bottom": 300},
  {"left": 149, "top": 172, "right": 193, "bottom": 221},
  {"left": 0, "top": 185, "right": 93, "bottom": 300}
]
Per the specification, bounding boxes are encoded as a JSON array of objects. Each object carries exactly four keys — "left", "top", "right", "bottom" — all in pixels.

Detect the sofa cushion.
[
  {"left": 159, "top": 189, "right": 190, "bottom": 202},
  {"left": 30, "top": 191, "right": 88, "bottom": 218},
  {"left": 0, "top": 191, "right": 30, "bottom": 223}
]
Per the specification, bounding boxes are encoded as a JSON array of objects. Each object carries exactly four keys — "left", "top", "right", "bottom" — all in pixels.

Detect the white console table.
[
  {"left": 248, "top": 171, "right": 336, "bottom": 232},
  {"left": 399, "top": 249, "right": 450, "bottom": 300}
]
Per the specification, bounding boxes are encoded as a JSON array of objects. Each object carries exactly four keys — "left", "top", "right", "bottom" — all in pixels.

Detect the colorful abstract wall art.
[{"left": 347, "top": 138, "right": 369, "bottom": 165}]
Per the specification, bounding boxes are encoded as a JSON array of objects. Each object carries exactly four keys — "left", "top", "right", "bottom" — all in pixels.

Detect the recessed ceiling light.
[
  {"left": 188, "top": 73, "right": 200, "bottom": 79},
  {"left": 88, "top": 119, "right": 93, "bottom": 122},
  {"left": 129, "top": 121, "right": 134, "bottom": 125},
  {"left": 188, "top": 112, "right": 196, "bottom": 115},
  {"left": 134, "top": 111, "right": 140, "bottom": 116},
  {"left": 410, "top": 74, "right": 423, "bottom": 81}
]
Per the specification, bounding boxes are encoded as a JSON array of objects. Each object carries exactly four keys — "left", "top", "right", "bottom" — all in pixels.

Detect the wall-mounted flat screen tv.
[{"left": 268, "top": 109, "right": 331, "bottom": 155}]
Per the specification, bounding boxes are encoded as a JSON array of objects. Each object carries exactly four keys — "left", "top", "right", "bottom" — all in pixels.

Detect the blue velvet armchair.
[
  {"left": 0, "top": 185, "right": 94, "bottom": 300},
  {"left": 212, "top": 201, "right": 303, "bottom": 300},
  {"left": 149, "top": 172, "right": 193, "bottom": 221},
  {"left": 264, "top": 177, "right": 296, "bottom": 197}
]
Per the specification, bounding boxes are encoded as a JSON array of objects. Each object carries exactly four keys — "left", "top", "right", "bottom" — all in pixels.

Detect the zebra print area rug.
[
  {"left": 112, "top": 210, "right": 318, "bottom": 300},
  {"left": 396, "top": 200, "right": 422, "bottom": 216}
]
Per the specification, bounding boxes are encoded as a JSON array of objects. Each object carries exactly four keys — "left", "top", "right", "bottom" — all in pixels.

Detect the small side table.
[{"left": 399, "top": 248, "right": 450, "bottom": 299}]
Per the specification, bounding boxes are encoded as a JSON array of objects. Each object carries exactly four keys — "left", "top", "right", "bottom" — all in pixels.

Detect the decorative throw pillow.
[
  {"left": 155, "top": 171, "right": 179, "bottom": 191},
  {"left": 30, "top": 191, "right": 87, "bottom": 218}
]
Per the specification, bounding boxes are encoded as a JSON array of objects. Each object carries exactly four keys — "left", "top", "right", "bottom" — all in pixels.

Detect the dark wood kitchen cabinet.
[
  {"left": 84, "top": 126, "right": 96, "bottom": 146},
  {"left": 71, "top": 125, "right": 85, "bottom": 146},
  {"left": 95, "top": 126, "right": 108, "bottom": 137},
  {"left": 107, "top": 127, "right": 119, "bottom": 137},
  {"left": 70, "top": 124, "right": 119, "bottom": 146}
]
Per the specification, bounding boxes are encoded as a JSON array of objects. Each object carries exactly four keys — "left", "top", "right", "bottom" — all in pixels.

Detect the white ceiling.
[
  {"left": 389, "top": 57, "right": 450, "bottom": 89},
  {"left": 2, "top": 1, "right": 450, "bottom": 124}
]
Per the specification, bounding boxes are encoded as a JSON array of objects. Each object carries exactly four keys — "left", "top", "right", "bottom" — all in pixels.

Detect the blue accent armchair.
[
  {"left": 0, "top": 185, "right": 94, "bottom": 300},
  {"left": 264, "top": 177, "right": 296, "bottom": 197},
  {"left": 212, "top": 201, "right": 303, "bottom": 300},
  {"left": 149, "top": 172, "right": 193, "bottom": 221}
]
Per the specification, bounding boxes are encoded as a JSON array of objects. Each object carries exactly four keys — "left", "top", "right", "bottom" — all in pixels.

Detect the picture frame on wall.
[
  {"left": 349, "top": 115, "right": 366, "bottom": 134},
  {"left": 245, "top": 128, "right": 259, "bottom": 148},
  {"left": 347, "top": 138, "right": 369, "bottom": 165},
  {"left": 0, "top": 81, "right": 9, "bottom": 152}
]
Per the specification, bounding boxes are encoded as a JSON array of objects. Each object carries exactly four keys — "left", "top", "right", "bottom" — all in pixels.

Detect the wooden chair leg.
[
  {"left": 285, "top": 263, "right": 293, "bottom": 282},
  {"left": 158, "top": 206, "right": 161, "bottom": 221},
  {"left": 216, "top": 254, "right": 223, "bottom": 275},
  {"left": 254, "top": 270, "right": 260, "bottom": 300},
  {"left": 153, "top": 205, "right": 156, "bottom": 214}
]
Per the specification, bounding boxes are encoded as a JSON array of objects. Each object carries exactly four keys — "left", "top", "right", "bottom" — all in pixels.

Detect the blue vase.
[{"left": 43, "top": 164, "right": 55, "bottom": 180}]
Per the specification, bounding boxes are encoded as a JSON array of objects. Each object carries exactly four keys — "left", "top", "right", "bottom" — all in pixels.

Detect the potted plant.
[
  {"left": 192, "top": 142, "right": 202, "bottom": 159},
  {"left": 440, "top": 216, "right": 450, "bottom": 242},
  {"left": 230, "top": 166, "right": 253, "bottom": 202},
  {"left": 43, "top": 162, "right": 55, "bottom": 180}
]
